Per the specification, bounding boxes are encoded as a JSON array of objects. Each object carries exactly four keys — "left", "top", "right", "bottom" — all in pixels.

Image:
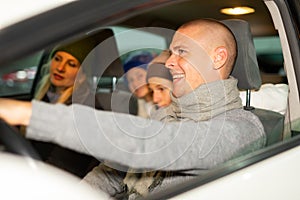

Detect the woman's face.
[
  {"left": 126, "top": 67, "right": 150, "bottom": 99},
  {"left": 50, "top": 51, "right": 81, "bottom": 91}
]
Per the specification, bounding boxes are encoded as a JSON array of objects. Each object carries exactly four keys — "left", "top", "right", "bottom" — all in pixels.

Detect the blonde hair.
[
  {"left": 34, "top": 62, "right": 84, "bottom": 104},
  {"left": 20, "top": 63, "right": 74, "bottom": 135},
  {"left": 34, "top": 73, "right": 74, "bottom": 104}
]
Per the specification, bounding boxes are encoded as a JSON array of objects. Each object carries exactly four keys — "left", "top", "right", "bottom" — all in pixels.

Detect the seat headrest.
[{"left": 222, "top": 19, "right": 262, "bottom": 90}]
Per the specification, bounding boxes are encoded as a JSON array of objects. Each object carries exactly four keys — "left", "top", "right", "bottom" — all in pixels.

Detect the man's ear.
[{"left": 213, "top": 47, "right": 227, "bottom": 70}]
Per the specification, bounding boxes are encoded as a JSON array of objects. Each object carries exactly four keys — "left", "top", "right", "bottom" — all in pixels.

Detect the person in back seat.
[
  {"left": 122, "top": 50, "right": 173, "bottom": 195},
  {"left": 147, "top": 50, "right": 173, "bottom": 110},
  {"left": 123, "top": 51, "right": 155, "bottom": 118}
]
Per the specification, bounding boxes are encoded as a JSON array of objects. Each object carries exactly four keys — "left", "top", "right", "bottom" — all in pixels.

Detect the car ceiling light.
[{"left": 220, "top": 6, "right": 255, "bottom": 15}]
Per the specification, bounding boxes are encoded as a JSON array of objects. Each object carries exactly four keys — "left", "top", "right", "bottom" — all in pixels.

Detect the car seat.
[
  {"left": 76, "top": 28, "right": 129, "bottom": 112},
  {"left": 222, "top": 19, "right": 285, "bottom": 146}
]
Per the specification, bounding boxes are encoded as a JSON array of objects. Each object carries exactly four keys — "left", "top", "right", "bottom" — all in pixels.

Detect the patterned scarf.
[{"left": 124, "top": 76, "right": 242, "bottom": 199}]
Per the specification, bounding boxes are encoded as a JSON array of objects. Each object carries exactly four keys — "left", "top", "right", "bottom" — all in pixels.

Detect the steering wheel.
[{"left": 0, "top": 119, "right": 41, "bottom": 160}]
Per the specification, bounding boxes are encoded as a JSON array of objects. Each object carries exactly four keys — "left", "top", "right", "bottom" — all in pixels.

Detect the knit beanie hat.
[
  {"left": 51, "top": 36, "right": 98, "bottom": 64},
  {"left": 123, "top": 51, "right": 154, "bottom": 73},
  {"left": 146, "top": 50, "right": 172, "bottom": 82}
]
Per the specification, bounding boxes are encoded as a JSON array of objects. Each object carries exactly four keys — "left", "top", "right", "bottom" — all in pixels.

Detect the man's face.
[{"left": 165, "top": 28, "right": 218, "bottom": 98}]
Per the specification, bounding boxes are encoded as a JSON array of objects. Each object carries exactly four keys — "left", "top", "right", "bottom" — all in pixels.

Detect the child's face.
[
  {"left": 148, "top": 77, "right": 172, "bottom": 108},
  {"left": 126, "top": 67, "right": 150, "bottom": 99}
]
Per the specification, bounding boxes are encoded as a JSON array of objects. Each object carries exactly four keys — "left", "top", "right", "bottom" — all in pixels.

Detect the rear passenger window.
[
  {"left": 97, "top": 26, "right": 168, "bottom": 93},
  {"left": 253, "top": 36, "right": 286, "bottom": 84},
  {"left": 111, "top": 26, "right": 167, "bottom": 62}
]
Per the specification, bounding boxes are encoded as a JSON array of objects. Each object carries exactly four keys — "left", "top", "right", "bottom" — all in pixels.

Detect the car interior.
[
  {"left": 0, "top": 0, "right": 299, "bottom": 198},
  {"left": 0, "top": 0, "right": 289, "bottom": 163},
  {"left": 222, "top": 19, "right": 284, "bottom": 146}
]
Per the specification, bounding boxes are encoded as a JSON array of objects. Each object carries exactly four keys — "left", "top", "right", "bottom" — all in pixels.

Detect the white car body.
[
  {"left": 174, "top": 145, "right": 300, "bottom": 199},
  {"left": 0, "top": 152, "right": 108, "bottom": 199},
  {"left": 0, "top": 0, "right": 299, "bottom": 199}
]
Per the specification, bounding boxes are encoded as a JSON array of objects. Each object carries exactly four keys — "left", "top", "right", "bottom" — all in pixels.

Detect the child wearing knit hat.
[
  {"left": 146, "top": 50, "right": 173, "bottom": 108},
  {"left": 35, "top": 35, "right": 99, "bottom": 104},
  {"left": 122, "top": 50, "right": 173, "bottom": 196}
]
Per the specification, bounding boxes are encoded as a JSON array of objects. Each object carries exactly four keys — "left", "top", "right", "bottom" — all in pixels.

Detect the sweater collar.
[{"left": 151, "top": 76, "right": 242, "bottom": 121}]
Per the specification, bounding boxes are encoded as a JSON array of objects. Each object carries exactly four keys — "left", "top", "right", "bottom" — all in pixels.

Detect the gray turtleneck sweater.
[{"left": 26, "top": 77, "right": 266, "bottom": 198}]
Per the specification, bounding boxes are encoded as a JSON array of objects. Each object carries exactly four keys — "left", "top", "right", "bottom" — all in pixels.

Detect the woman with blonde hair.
[
  {"left": 32, "top": 37, "right": 102, "bottom": 177},
  {"left": 34, "top": 37, "right": 100, "bottom": 107}
]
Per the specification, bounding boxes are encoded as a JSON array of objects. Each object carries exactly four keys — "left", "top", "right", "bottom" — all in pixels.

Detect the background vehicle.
[{"left": 0, "top": 0, "right": 299, "bottom": 199}]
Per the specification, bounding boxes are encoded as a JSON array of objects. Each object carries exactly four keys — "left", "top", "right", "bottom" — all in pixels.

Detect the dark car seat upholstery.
[
  {"left": 222, "top": 19, "right": 285, "bottom": 146},
  {"left": 84, "top": 29, "right": 136, "bottom": 113}
]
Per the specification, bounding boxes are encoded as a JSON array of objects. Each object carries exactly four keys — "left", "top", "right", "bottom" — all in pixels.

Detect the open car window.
[{"left": 0, "top": 51, "right": 44, "bottom": 97}]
